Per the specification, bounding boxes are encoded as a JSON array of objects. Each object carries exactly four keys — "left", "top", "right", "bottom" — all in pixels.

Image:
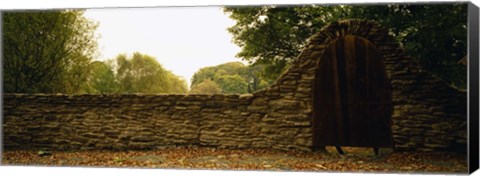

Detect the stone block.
[
  {"left": 268, "top": 99, "right": 301, "bottom": 110},
  {"left": 82, "top": 133, "right": 104, "bottom": 138},
  {"left": 131, "top": 136, "right": 155, "bottom": 142},
  {"left": 129, "top": 142, "right": 153, "bottom": 150},
  {"left": 174, "top": 106, "right": 187, "bottom": 110},
  {"left": 247, "top": 105, "right": 267, "bottom": 112}
]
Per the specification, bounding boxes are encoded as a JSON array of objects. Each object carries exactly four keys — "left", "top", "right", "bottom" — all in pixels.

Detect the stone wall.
[
  {"left": 2, "top": 19, "right": 467, "bottom": 152},
  {"left": 256, "top": 19, "right": 467, "bottom": 152},
  {"left": 3, "top": 94, "right": 312, "bottom": 151}
]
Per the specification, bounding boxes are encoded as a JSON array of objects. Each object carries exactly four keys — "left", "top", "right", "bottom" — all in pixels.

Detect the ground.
[{"left": 2, "top": 147, "right": 467, "bottom": 174}]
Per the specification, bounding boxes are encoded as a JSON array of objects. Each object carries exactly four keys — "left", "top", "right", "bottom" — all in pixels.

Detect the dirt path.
[{"left": 2, "top": 147, "right": 467, "bottom": 174}]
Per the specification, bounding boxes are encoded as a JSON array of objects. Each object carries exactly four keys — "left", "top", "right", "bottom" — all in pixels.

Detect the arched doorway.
[{"left": 312, "top": 35, "right": 393, "bottom": 149}]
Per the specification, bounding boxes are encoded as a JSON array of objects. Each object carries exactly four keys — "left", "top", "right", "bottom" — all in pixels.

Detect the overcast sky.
[{"left": 83, "top": 7, "right": 243, "bottom": 87}]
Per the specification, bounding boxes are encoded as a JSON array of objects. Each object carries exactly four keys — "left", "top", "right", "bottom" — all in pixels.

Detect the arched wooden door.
[{"left": 312, "top": 35, "right": 393, "bottom": 148}]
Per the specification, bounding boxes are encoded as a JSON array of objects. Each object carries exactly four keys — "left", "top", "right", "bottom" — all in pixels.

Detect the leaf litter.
[{"left": 2, "top": 146, "right": 467, "bottom": 173}]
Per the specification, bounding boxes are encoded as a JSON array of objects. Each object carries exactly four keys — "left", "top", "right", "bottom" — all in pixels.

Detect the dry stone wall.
[
  {"left": 3, "top": 94, "right": 312, "bottom": 151},
  {"left": 2, "top": 19, "right": 467, "bottom": 152},
  {"left": 257, "top": 19, "right": 467, "bottom": 152}
]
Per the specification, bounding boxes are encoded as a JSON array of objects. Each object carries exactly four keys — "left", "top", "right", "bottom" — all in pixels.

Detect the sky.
[{"left": 83, "top": 7, "right": 244, "bottom": 87}]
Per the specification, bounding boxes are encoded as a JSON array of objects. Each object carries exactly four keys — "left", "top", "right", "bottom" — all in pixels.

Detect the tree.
[
  {"left": 165, "top": 71, "right": 189, "bottom": 94},
  {"left": 190, "top": 62, "right": 247, "bottom": 87},
  {"left": 349, "top": 4, "right": 467, "bottom": 88},
  {"left": 113, "top": 52, "right": 188, "bottom": 94},
  {"left": 189, "top": 79, "right": 223, "bottom": 94},
  {"left": 190, "top": 66, "right": 218, "bottom": 87},
  {"left": 246, "top": 63, "right": 271, "bottom": 92},
  {"left": 190, "top": 61, "right": 271, "bottom": 94},
  {"left": 224, "top": 6, "right": 349, "bottom": 83},
  {"left": 224, "top": 3, "right": 467, "bottom": 88},
  {"left": 86, "top": 61, "right": 119, "bottom": 94},
  {"left": 63, "top": 55, "right": 94, "bottom": 94},
  {"left": 3, "top": 10, "right": 99, "bottom": 93},
  {"left": 216, "top": 74, "right": 248, "bottom": 94}
]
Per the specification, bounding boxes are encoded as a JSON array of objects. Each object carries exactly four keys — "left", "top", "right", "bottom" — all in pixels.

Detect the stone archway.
[
  {"left": 312, "top": 35, "right": 393, "bottom": 148},
  {"left": 256, "top": 19, "right": 403, "bottom": 150},
  {"left": 256, "top": 19, "right": 466, "bottom": 151}
]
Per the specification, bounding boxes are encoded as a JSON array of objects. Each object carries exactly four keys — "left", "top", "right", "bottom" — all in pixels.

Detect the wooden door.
[{"left": 312, "top": 35, "right": 393, "bottom": 148}]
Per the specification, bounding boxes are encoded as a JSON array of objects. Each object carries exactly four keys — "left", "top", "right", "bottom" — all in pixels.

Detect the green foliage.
[
  {"left": 224, "top": 5, "right": 350, "bottom": 83},
  {"left": 2, "top": 11, "right": 187, "bottom": 94},
  {"left": 112, "top": 52, "right": 188, "bottom": 94},
  {"left": 87, "top": 61, "right": 119, "bottom": 94},
  {"left": 3, "top": 10, "right": 99, "bottom": 93},
  {"left": 82, "top": 52, "right": 188, "bottom": 94},
  {"left": 216, "top": 74, "right": 248, "bottom": 94},
  {"left": 190, "top": 62, "right": 247, "bottom": 86},
  {"left": 245, "top": 63, "right": 273, "bottom": 92},
  {"left": 190, "top": 62, "right": 271, "bottom": 94},
  {"left": 189, "top": 79, "right": 223, "bottom": 94},
  {"left": 224, "top": 3, "right": 467, "bottom": 88},
  {"left": 349, "top": 4, "right": 467, "bottom": 88},
  {"left": 191, "top": 67, "right": 218, "bottom": 87},
  {"left": 165, "top": 72, "right": 189, "bottom": 94}
]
